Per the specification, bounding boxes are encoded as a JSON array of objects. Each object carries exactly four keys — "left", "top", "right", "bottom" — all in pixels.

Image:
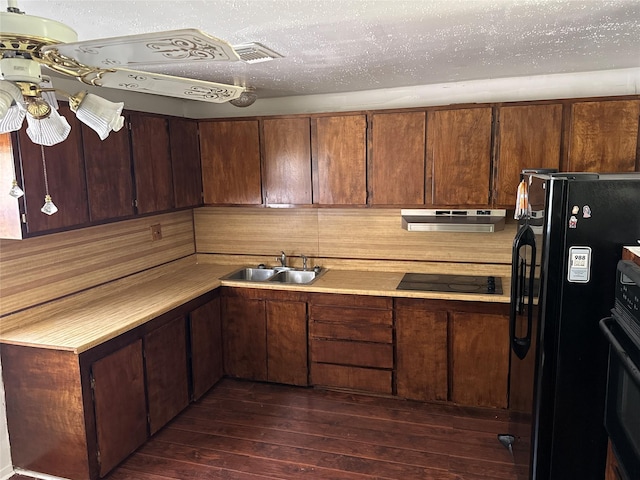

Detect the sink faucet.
[
  {"left": 301, "top": 255, "right": 308, "bottom": 271},
  {"left": 277, "top": 251, "right": 286, "bottom": 268}
]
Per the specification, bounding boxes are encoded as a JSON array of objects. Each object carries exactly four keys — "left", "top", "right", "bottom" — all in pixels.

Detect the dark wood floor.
[{"left": 14, "top": 378, "right": 526, "bottom": 479}]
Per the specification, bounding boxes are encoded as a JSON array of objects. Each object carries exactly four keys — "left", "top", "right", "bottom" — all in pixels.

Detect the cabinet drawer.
[
  {"left": 310, "top": 362, "right": 392, "bottom": 394},
  {"left": 310, "top": 321, "right": 392, "bottom": 343},
  {"left": 310, "top": 339, "right": 393, "bottom": 369},
  {"left": 310, "top": 305, "right": 392, "bottom": 326},
  {"left": 309, "top": 293, "right": 392, "bottom": 309}
]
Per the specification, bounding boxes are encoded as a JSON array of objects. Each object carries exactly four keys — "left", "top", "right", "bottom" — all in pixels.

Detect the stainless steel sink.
[
  {"left": 269, "top": 270, "right": 318, "bottom": 284},
  {"left": 221, "top": 266, "right": 324, "bottom": 284},
  {"left": 222, "top": 267, "right": 276, "bottom": 282}
]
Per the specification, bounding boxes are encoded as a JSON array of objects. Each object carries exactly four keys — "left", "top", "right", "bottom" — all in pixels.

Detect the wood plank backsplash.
[
  {"left": 0, "top": 211, "right": 195, "bottom": 316},
  {"left": 194, "top": 207, "right": 319, "bottom": 256},
  {"left": 194, "top": 207, "right": 516, "bottom": 266}
]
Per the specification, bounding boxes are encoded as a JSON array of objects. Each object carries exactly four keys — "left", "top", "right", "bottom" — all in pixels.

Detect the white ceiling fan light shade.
[
  {"left": 0, "top": 104, "right": 26, "bottom": 133},
  {"left": 72, "top": 93, "right": 124, "bottom": 140},
  {"left": 25, "top": 109, "right": 71, "bottom": 146},
  {"left": 0, "top": 80, "right": 26, "bottom": 133}
]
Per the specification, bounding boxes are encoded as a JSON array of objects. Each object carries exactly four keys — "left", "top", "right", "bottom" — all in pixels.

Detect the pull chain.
[{"left": 39, "top": 120, "right": 58, "bottom": 215}]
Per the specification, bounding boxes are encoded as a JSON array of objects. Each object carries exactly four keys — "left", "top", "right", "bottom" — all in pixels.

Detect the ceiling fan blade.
[
  {"left": 41, "top": 29, "right": 240, "bottom": 68},
  {"left": 87, "top": 67, "right": 245, "bottom": 103}
]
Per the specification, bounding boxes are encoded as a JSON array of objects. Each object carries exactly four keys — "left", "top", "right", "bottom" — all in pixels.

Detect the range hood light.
[{"left": 401, "top": 209, "right": 507, "bottom": 233}]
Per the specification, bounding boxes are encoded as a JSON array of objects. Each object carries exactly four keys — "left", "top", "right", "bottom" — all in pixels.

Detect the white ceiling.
[{"left": 13, "top": 0, "right": 640, "bottom": 116}]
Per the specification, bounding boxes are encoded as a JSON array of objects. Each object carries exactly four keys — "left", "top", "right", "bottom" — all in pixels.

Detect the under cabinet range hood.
[{"left": 401, "top": 209, "right": 507, "bottom": 233}]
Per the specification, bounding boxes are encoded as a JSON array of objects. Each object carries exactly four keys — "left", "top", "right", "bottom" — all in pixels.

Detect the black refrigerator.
[{"left": 505, "top": 171, "right": 640, "bottom": 480}]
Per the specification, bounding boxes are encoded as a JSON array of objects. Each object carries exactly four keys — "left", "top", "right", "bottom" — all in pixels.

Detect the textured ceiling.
[{"left": 13, "top": 0, "right": 640, "bottom": 100}]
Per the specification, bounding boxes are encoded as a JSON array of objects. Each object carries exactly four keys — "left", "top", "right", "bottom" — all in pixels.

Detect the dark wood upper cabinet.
[
  {"left": 262, "top": 117, "right": 312, "bottom": 205},
  {"left": 169, "top": 118, "right": 202, "bottom": 209},
  {"left": 200, "top": 120, "right": 262, "bottom": 205},
  {"left": 369, "top": 112, "right": 426, "bottom": 205},
  {"left": 567, "top": 100, "right": 640, "bottom": 172},
  {"left": 16, "top": 104, "right": 90, "bottom": 234},
  {"left": 426, "top": 107, "right": 493, "bottom": 207},
  {"left": 82, "top": 120, "right": 134, "bottom": 222},
  {"left": 312, "top": 115, "right": 367, "bottom": 205},
  {"left": 129, "top": 113, "right": 174, "bottom": 214},
  {"left": 493, "top": 104, "right": 563, "bottom": 208}
]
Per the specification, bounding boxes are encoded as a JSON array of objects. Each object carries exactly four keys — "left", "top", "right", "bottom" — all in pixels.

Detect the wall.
[
  {"left": 49, "top": 68, "right": 640, "bottom": 120},
  {"left": 194, "top": 207, "right": 516, "bottom": 276},
  {"left": 0, "top": 211, "right": 195, "bottom": 318},
  {"left": 0, "top": 210, "right": 196, "bottom": 477}
]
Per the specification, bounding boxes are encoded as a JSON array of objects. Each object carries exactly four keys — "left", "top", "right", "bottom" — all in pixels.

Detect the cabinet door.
[
  {"left": 222, "top": 295, "right": 267, "bottom": 380},
  {"left": 0, "top": 133, "right": 22, "bottom": 239},
  {"left": 82, "top": 121, "right": 134, "bottom": 222},
  {"left": 369, "top": 112, "right": 426, "bottom": 205},
  {"left": 130, "top": 113, "right": 174, "bottom": 214},
  {"left": 91, "top": 340, "right": 147, "bottom": 477},
  {"left": 450, "top": 311, "right": 509, "bottom": 408},
  {"left": 396, "top": 306, "right": 448, "bottom": 402},
  {"left": 16, "top": 104, "right": 90, "bottom": 233},
  {"left": 200, "top": 120, "right": 262, "bottom": 204},
  {"left": 169, "top": 118, "right": 202, "bottom": 209},
  {"left": 266, "top": 300, "right": 308, "bottom": 386},
  {"left": 312, "top": 115, "right": 367, "bottom": 205},
  {"left": 493, "top": 104, "right": 562, "bottom": 208},
  {"left": 144, "top": 316, "right": 189, "bottom": 434},
  {"left": 426, "top": 107, "right": 492, "bottom": 206},
  {"left": 190, "top": 297, "right": 223, "bottom": 400},
  {"left": 262, "top": 117, "right": 312, "bottom": 205},
  {"left": 567, "top": 100, "right": 640, "bottom": 172}
]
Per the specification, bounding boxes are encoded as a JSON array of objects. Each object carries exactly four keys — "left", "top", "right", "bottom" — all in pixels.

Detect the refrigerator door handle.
[{"left": 510, "top": 224, "right": 536, "bottom": 360}]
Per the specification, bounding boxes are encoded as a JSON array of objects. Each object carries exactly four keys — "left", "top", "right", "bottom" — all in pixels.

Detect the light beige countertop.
[{"left": 0, "top": 256, "right": 510, "bottom": 354}]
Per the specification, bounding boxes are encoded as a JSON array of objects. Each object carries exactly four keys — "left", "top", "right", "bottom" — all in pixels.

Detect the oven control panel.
[{"left": 614, "top": 260, "right": 640, "bottom": 342}]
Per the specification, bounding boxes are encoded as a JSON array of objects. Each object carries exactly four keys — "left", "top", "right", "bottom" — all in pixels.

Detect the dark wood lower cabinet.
[
  {"left": 266, "top": 299, "right": 308, "bottom": 385},
  {"left": 91, "top": 340, "right": 147, "bottom": 476},
  {"left": 396, "top": 306, "right": 448, "bottom": 402},
  {"left": 144, "top": 316, "right": 189, "bottom": 434},
  {"left": 221, "top": 288, "right": 308, "bottom": 386},
  {"left": 222, "top": 294, "right": 268, "bottom": 381},
  {"left": 395, "top": 298, "right": 510, "bottom": 408},
  {"left": 189, "top": 297, "right": 223, "bottom": 400},
  {"left": 450, "top": 311, "right": 509, "bottom": 408},
  {"left": 1, "top": 345, "right": 93, "bottom": 480},
  {"left": 2, "top": 286, "right": 517, "bottom": 480},
  {"left": 308, "top": 293, "right": 394, "bottom": 394},
  {"left": 0, "top": 291, "right": 222, "bottom": 480}
]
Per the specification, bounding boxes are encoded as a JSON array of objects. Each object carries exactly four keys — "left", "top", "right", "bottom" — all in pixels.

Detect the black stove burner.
[{"left": 396, "top": 273, "right": 503, "bottom": 294}]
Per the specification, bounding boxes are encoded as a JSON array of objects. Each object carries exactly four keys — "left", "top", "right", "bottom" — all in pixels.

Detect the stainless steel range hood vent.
[{"left": 401, "top": 209, "right": 506, "bottom": 233}]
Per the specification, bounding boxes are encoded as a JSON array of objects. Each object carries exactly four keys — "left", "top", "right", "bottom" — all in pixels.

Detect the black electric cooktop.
[{"left": 396, "top": 273, "right": 503, "bottom": 295}]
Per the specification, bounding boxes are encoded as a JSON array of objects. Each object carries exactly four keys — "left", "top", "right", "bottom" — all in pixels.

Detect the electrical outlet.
[{"left": 150, "top": 224, "right": 162, "bottom": 241}]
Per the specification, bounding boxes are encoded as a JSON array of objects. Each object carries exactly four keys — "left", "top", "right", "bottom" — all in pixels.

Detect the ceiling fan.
[
  {"left": 0, "top": 0, "right": 281, "bottom": 145},
  {"left": 0, "top": 0, "right": 282, "bottom": 215}
]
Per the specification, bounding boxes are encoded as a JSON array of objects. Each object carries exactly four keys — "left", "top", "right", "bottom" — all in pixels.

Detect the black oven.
[{"left": 599, "top": 260, "right": 640, "bottom": 480}]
